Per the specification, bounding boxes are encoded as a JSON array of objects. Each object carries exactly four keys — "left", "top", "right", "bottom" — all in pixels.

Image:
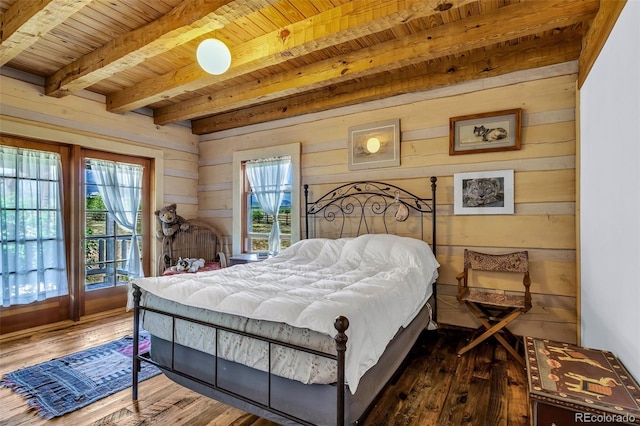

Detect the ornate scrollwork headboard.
[{"left": 304, "top": 177, "right": 437, "bottom": 253}]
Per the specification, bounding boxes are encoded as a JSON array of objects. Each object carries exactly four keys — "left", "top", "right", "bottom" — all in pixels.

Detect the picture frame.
[
  {"left": 449, "top": 108, "right": 522, "bottom": 155},
  {"left": 348, "top": 119, "right": 400, "bottom": 171},
  {"left": 454, "top": 169, "right": 514, "bottom": 215}
]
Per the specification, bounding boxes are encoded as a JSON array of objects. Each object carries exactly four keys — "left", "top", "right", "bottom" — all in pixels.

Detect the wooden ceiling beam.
[
  {"left": 106, "top": 0, "right": 477, "bottom": 114},
  {"left": 44, "top": 0, "right": 277, "bottom": 97},
  {"left": 0, "top": 0, "right": 93, "bottom": 66},
  {"left": 158, "top": 0, "right": 598, "bottom": 125},
  {"left": 578, "top": 0, "right": 627, "bottom": 88},
  {"left": 191, "top": 33, "right": 583, "bottom": 134}
]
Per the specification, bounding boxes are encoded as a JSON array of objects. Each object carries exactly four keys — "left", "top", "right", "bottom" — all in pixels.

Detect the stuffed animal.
[
  {"left": 154, "top": 203, "right": 189, "bottom": 238},
  {"left": 170, "top": 257, "right": 205, "bottom": 273}
]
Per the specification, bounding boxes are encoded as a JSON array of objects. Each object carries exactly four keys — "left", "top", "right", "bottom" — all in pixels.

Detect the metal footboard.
[{"left": 131, "top": 284, "right": 349, "bottom": 426}]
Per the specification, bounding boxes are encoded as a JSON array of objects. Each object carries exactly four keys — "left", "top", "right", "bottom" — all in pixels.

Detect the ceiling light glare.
[{"left": 196, "top": 39, "right": 231, "bottom": 75}]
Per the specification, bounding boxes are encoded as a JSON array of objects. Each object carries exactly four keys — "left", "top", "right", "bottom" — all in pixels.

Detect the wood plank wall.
[
  {"left": 0, "top": 70, "right": 200, "bottom": 273},
  {"left": 0, "top": 63, "right": 578, "bottom": 342},
  {"left": 198, "top": 63, "right": 578, "bottom": 344}
]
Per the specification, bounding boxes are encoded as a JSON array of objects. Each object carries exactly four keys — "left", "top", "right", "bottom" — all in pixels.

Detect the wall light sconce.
[
  {"left": 366, "top": 137, "right": 381, "bottom": 154},
  {"left": 348, "top": 119, "right": 400, "bottom": 171},
  {"left": 196, "top": 39, "right": 231, "bottom": 75}
]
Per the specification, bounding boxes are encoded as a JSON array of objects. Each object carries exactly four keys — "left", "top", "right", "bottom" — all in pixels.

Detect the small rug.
[{"left": 0, "top": 331, "right": 161, "bottom": 419}]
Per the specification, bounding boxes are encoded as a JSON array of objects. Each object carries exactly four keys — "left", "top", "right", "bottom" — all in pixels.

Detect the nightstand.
[
  {"left": 525, "top": 336, "right": 640, "bottom": 425},
  {"left": 229, "top": 253, "right": 270, "bottom": 266}
]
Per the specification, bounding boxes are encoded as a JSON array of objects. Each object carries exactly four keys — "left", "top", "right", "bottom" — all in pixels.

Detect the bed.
[{"left": 130, "top": 178, "right": 438, "bottom": 426}]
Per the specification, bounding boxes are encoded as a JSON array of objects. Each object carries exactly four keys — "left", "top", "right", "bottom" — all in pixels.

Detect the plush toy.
[
  {"left": 170, "top": 257, "right": 205, "bottom": 273},
  {"left": 154, "top": 203, "right": 189, "bottom": 238}
]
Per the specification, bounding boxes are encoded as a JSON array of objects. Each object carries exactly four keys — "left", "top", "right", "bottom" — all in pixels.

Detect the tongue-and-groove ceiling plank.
[
  {"left": 106, "top": 0, "right": 478, "bottom": 114},
  {"left": 160, "top": 0, "right": 599, "bottom": 127},
  {"left": 45, "top": 0, "right": 280, "bottom": 97},
  {"left": 0, "top": 0, "right": 94, "bottom": 65},
  {"left": 0, "top": 0, "right": 608, "bottom": 134}
]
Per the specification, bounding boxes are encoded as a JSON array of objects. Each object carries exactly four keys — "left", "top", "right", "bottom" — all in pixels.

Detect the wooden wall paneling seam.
[
  {"left": 300, "top": 156, "right": 576, "bottom": 186},
  {"left": 164, "top": 168, "right": 199, "bottom": 180}
]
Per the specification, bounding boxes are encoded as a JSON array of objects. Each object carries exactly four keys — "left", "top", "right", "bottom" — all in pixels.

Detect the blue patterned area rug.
[{"left": 0, "top": 331, "right": 160, "bottom": 419}]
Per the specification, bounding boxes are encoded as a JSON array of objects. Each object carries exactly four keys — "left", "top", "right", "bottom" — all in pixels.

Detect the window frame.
[
  {"left": 232, "top": 143, "right": 300, "bottom": 255},
  {"left": 242, "top": 159, "right": 292, "bottom": 252}
]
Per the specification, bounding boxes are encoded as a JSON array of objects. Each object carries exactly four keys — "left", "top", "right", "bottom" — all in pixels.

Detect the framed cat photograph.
[
  {"left": 454, "top": 170, "right": 514, "bottom": 215},
  {"left": 449, "top": 109, "right": 522, "bottom": 155}
]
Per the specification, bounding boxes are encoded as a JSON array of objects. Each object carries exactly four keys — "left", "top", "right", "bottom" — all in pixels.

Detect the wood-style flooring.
[{"left": 0, "top": 311, "right": 530, "bottom": 425}]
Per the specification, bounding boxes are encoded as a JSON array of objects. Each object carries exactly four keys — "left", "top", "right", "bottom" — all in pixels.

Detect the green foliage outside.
[
  {"left": 250, "top": 207, "right": 292, "bottom": 251},
  {"left": 85, "top": 194, "right": 105, "bottom": 285}
]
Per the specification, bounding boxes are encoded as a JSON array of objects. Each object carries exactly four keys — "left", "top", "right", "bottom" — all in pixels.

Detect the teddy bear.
[{"left": 154, "top": 203, "right": 189, "bottom": 238}]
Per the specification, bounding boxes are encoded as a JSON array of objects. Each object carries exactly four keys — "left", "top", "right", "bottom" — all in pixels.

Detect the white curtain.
[
  {"left": 0, "top": 147, "right": 68, "bottom": 307},
  {"left": 246, "top": 157, "right": 291, "bottom": 255},
  {"left": 88, "top": 159, "right": 144, "bottom": 279}
]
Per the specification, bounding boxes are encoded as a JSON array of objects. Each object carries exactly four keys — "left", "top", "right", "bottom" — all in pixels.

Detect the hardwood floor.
[{"left": 0, "top": 311, "right": 530, "bottom": 425}]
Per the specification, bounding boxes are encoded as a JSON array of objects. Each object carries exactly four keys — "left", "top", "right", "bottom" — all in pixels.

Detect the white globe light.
[
  {"left": 196, "top": 39, "right": 231, "bottom": 75},
  {"left": 366, "top": 137, "right": 381, "bottom": 153}
]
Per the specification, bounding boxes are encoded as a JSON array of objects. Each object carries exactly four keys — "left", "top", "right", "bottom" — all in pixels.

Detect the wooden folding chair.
[{"left": 456, "top": 249, "right": 531, "bottom": 365}]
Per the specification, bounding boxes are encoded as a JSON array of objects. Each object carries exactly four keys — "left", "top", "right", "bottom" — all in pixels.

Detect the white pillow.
[
  {"left": 276, "top": 237, "right": 350, "bottom": 265},
  {"left": 341, "top": 234, "right": 439, "bottom": 271}
]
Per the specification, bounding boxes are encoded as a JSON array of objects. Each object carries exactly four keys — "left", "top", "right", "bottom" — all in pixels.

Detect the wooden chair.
[
  {"left": 159, "top": 219, "right": 228, "bottom": 275},
  {"left": 456, "top": 249, "right": 531, "bottom": 365}
]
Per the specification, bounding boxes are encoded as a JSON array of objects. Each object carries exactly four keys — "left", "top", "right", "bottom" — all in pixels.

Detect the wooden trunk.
[{"left": 525, "top": 337, "right": 640, "bottom": 425}]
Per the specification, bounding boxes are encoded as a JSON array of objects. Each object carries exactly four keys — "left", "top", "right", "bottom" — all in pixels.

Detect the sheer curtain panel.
[
  {"left": 246, "top": 157, "right": 292, "bottom": 254},
  {"left": 88, "top": 159, "right": 144, "bottom": 279},
  {"left": 0, "top": 146, "right": 68, "bottom": 307}
]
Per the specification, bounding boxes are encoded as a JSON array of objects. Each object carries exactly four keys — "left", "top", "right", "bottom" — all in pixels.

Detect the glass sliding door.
[
  {"left": 82, "top": 151, "right": 149, "bottom": 316},
  {"left": 0, "top": 138, "right": 152, "bottom": 332}
]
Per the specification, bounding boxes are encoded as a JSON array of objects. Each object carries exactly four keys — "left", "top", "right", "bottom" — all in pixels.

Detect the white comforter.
[{"left": 129, "top": 233, "right": 439, "bottom": 393}]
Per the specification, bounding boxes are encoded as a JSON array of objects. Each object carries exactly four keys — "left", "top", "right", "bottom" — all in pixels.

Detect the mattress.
[
  {"left": 149, "top": 298, "right": 435, "bottom": 426},
  {"left": 141, "top": 293, "right": 339, "bottom": 385},
  {"left": 130, "top": 234, "right": 439, "bottom": 393}
]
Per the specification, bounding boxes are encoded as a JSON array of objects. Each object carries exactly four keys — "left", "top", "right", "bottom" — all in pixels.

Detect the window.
[
  {"left": 232, "top": 143, "right": 300, "bottom": 256},
  {"left": 0, "top": 146, "right": 68, "bottom": 306},
  {"left": 244, "top": 156, "right": 292, "bottom": 253}
]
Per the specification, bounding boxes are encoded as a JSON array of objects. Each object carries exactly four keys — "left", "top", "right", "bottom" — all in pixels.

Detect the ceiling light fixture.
[{"left": 196, "top": 39, "right": 231, "bottom": 75}]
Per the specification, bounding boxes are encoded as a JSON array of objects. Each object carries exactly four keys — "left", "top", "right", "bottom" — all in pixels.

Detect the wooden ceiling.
[{"left": 0, "top": 0, "right": 602, "bottom": 135}]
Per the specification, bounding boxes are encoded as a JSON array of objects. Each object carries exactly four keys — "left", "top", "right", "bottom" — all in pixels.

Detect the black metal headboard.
[{"left": 303, "top": 177, "right": 437, "bottom": 255}]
